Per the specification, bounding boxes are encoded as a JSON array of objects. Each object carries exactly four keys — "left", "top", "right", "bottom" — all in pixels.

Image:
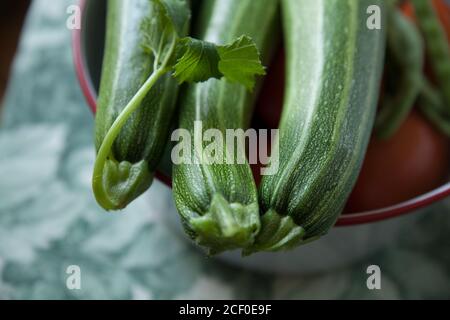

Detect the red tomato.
[{"left": 346, "top": 111, "right": 450, "bottom": 213}]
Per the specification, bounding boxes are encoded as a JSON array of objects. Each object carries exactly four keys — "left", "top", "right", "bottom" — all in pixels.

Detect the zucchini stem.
[
  {"left": 243, "top": 209, "right": 305, "bottom": 256},
  {"left": 189, "top": 193, "right": 260, "bottom": 256}
]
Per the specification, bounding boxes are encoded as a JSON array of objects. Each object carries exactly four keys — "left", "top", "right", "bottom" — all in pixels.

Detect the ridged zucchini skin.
[
  {"left": 173, "top": 0, "right": 279, "bottom": 254},
  {"left": 258, "top": 0, "right": 386, "bottom": 246},
  {"left": 95, "top": 0, "right": 180, "bottom": 207}
]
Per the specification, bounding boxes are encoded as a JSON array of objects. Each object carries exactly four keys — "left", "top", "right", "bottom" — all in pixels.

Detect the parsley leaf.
[
  {"left": 217, "top": 36, "right": 266, "bottom": 90},
  {"left": 173, "top": 37, "right": 222, "bottom": 83},
  {"left": 173, "top": 36, "right": 265, "bottom": 89}
]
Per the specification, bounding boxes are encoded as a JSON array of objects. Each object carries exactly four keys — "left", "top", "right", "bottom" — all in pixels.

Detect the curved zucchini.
[
  {"left": 173, "top": 0, "right": 279, "bottom": 255},
  {"left": 252, "top": 0, "right": 387, "bottom": 253},
  {"left": 94, "top": 0, "right": 182, "bottom": 209}
]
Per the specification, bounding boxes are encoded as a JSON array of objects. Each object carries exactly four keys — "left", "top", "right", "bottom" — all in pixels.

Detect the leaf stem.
[{"left": 93, "top": 36, "right": 177, "bottom": 210}]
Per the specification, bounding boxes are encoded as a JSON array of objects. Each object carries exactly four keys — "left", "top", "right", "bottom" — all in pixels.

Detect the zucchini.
[
  {"left": 173, "top": 0, "right": 279, "bottom": 254},
  {"left": 251, "top": 0, "right": 387, "bottom": 253},
  {"left": 94, "top": 0, "right": 183, "bottom": 210}
]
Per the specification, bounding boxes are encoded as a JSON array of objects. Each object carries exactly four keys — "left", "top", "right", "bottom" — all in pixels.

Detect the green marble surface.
[{"left": 0, "top": 0, "right": 450, "bottom": 299}]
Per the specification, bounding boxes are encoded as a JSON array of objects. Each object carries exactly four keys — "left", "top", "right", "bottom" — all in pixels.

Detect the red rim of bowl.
[{"left": 72, "top": 0, "right": 450, "bottom": 226}]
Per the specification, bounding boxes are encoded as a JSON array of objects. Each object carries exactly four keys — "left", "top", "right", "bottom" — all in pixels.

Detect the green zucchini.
[
  {"left": 173, "top": 0, "right": 279, "bottom": 255},
  {"left": 94, "top": 0, "right": 183, "bottom": 210},
  {"left": 251, "top": 0, "right": 387, "bottom": 253}
]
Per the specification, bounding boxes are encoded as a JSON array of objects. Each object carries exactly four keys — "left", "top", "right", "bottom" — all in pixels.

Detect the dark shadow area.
[{"left": 0, "top": 0, "right": 31, "bottom": 100}]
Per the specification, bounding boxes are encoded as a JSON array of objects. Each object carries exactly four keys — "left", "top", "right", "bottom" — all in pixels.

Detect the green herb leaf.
[
  {"left": 173, "top": 35, "right": 265, "bottom": 90},
  {"left": 173, "top": 37, "right": 222, "bottom": 83},
  {"left": 217, "top": 35, "right": 266, "bottom": 90}
]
